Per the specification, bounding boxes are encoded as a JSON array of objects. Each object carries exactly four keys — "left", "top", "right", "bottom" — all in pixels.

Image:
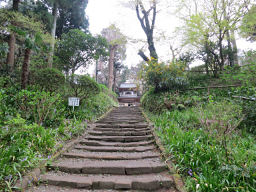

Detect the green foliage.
[
  {"left": 65, "top": 91, "right": 118, "bottom": 121},
  {"left": 54, "top": 0, "right": 89, "bottom": 38},
  {"left": 141, "top": 89, "right": 201, "bottom": 114},
  {"left": 238, "top": 99, "right": 256, "bottom": 134},
  {"left": 141, "top": 89, "right": 166, "bottom": 113},
  {"left": 32, "top": 68, "right": 65, "bottom": 92},
  {"left": 0, "top": 42, "right": 9, "bottom": 63},
  {"left": 99, "top": 84, "right": 118, "bottom": 100},
  {"left": 101, "top": 24, "right": 127, "bottom": 46},
  {"left": 182, "top": 13, "right": 207, "bottom": 47},
  {"left": 20, "top": 0, "right": 54, "bottom": 33},
  {"left": 68, "top": 75, "right": 100, "bottom": 100},
  {"left": 57, "top": 119, "right": 86, "bottom": 140},
  {"left": 0, "top": 81, "right": 117, "bottom": 190},
  {"left": 0, "top": 116, "right": 58, "bottom": 189},
  {"left": 221, "top": 50, "right": 256, "bottom": 86},
  {"left": 17, "top": 90, "right": 65, "bottom": 127},
  {"left": 0, "top": 9, "right": 44, "bottom": 35},
  {"left": 0, "top": 114, "right": 88, "bottom": 190},
  {"left": 56, "top": 29, "right": 108, "bottom": 73},
  {"left": 240, "top": 6, "right": 256, "bottom": 41},
  {"left": 147, "top": 101, "right": 256, "bottom": 191},
  {"left": 140, "top": 59, "right": 188, "bottom": 92}
]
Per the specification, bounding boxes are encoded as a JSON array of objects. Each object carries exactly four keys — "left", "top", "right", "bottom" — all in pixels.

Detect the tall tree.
[
  {"left": 101, "top": 25, "right": 126, "bottom": 91},
  {"left": 47, "top": 0, "right": 89, "bottom": 68},
  {"left": 180, "top": 0, "right": 250, "bottom": 74},
  {"left": 12, "top": 0, "right": 20, "bottom": 11},
  {"left": 113, "top": 44, "right": 126, "bottom": 91},
  {"left": 48, "top": 0, "right": 58, "bottom": 68},
  {"left": 135, "top": 0, "right": 158, "bottom": 61},
  {"left": 6, "top": 0, "right": 21, "bottom": 73},
  {"left": 56, "top": 29, "right": 108, "bottom": 76},
  {"left": 240, "top": 5, "right": 256, "bottom": 41},
  {"left": 56, "top": 0, "right": 89, "bottom": 38}
]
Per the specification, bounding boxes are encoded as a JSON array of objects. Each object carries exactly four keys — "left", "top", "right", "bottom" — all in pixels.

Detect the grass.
[
  {"left": 145, "top": 101, "right": 256, "bottom": 192},
  {"left": 0, "top": 89, "right": 118, "bottom": 191}
]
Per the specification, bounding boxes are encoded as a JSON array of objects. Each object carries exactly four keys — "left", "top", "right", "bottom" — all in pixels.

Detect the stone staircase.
[{"left": 29, "top": 107, "right": 178, "bottom": 191}]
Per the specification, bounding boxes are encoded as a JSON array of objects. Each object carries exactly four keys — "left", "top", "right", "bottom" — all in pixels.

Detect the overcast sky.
[
  {"left": 86, "top": 0, "right": 178, "bottom": 69},
  {"left": 86, "top": 0, "right": 256, "bottom": 74},
  {"left": 1, "top": 0, "right": 255, "bottom": 74}
]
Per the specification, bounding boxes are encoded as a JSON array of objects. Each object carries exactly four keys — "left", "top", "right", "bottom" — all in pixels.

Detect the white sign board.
[{"left": 68, "top": 97, "right": 80, "bottom": 107}]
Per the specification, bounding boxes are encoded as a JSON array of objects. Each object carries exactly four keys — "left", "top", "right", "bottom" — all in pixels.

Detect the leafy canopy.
[{"left": 56, "top": 29, "right": 108, "bottom": 73}]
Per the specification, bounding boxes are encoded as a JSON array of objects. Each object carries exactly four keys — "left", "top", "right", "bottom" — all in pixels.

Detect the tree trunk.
[
  {"left": 204, "top": 35, "right": 210, "bottom": 75},
  {"left": 113, "top": 69, "right": 117, "bottom": 93},
  {"left": 108, "top": 45, "right": 116, "bottom": 91},
  {"left": 231, "top": 30, "right": 238, "bottom": 66},
  {"left": 71, "top": 67, "right": 76, "bottom": 82},
  {"left": 6, "top": 0, "right": 20, "bottom": 73},
  {"left": 170, "top": 45, "right": 176, "bottom": 63},
  {"left": 48, "top": 1, "right": 58, "bottom": 68},
  {"left": 95, "top": 60, "right": 98, "bottom": 82},
  {"left": 135, "top": 1, "right": 158, "bottom": 62},
  {"left": 138, "top": 50, "right": 149, "bottom": 62},
  {"left": 147, "top": 33, "right": 158, "bottom": 60},
  {"left": 13, "top": 0, "right": 20, "bottom": 11},
  {"left": 226, "top": 30, "right": 234, "bottom": 67},
  {"left": 219, "top": 33, "right": 224, "bottom": 71},
  {"left": 21, "top": 48, "right": 31, "bottom": 89},
  {"left": 6, "top": 33, "right": 16, "bottom": 73}
]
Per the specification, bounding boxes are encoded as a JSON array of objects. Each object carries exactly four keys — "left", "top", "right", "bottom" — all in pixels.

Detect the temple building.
[{"left": 118, "top": 82, "right": 140, "bottom": 105}]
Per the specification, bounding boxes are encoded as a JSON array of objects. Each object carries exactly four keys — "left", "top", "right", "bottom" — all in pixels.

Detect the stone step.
[
  {"left": 96, "top": 123, "right": 148, "bottom": 128},
  {"left": 27, "top": 106, "right": 177, "bottom": 192},
  {"left": 48, "top": 159, "right": 167, "bottom": 175},
  {"left": 87, "top": 130, "right": 152, "bottom": 136},
  {"left": 74, "top": 145, "right": 155, "bottom": 152},
  {"left": 79, "top": 139, "right": 155, "bottom": 147},
  {"left": 97, "top": 120, "right": 145, "bottom": 124},
  {"left": 93, "top": 127, "right": 151, "bottom": 132},
  {"left": 84, "top": 135, "right": 153, "bottom": 142},
  {"left": 41, "top": 172, "right": 174, "bottom": 190},
  {"left": 62, "top": 151, "right": 159, "bottom": 160},
  {"left": 101, "top": 118, "right": 144, "bottom": 121}
]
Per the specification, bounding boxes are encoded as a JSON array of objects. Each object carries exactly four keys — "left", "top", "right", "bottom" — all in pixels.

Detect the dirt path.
[{"left": 29, "top": 107, "right": 178, "bottom": 191}]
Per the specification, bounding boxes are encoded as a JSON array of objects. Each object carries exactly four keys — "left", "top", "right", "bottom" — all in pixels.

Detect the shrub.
[
  {"left": 17, "top": 90, "right": 65, "bottom": 127},
  {"left": 99, "top": 83, "right": 118, "bottom": 101},
  {"left": 151, "top": 102, "right": 255, "bottom": 191},
  {"left": 0, "top": 116, "right": 57, "bottom": 189},
  {"left": 141, "top": 89, "right": 166, "bottom": 113},
  {"left": 68, "top": 75, "right": 100, "bottom": 100},
  {"left": 65, "top": 92, "right": 118, "bottom": 121},
  {"left": 140, "top": 59, "right": 188, "bottom": 92},
  {"left": 141, "top": 89, "right": 202, "bottom": 113},
  {"left": 32, "top": 68, "right": 65, "bottom": 92}
]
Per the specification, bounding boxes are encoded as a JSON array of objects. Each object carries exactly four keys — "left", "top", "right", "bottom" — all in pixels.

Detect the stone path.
[{"left": 29, "top": 107, "right": 178, "bottom": 191}]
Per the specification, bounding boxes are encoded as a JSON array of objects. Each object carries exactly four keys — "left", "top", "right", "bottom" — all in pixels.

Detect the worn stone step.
[
  {"left": 79, "top": 139, "right": 154, "bottom": 147},
  {"left": 48, "top": 159, "right": 167, "bottom": 175},
  {"left": 84, "top": 135, "right": 153, "bottom": 142},
  {"left": 74, "top": 145, "right": 155, "bottom": 152},
  {"left": 93, "top": 127, "right": 151, "bottom": 132},
  {"left": 87, "top": 130, "right": 152, "bottom": 136},
  {"left": 97, "top": 120, "right": 145, "bottom": 124},
  {"left": 96, "top": 123, "right": 148, "bottom": 128},
  {"left": 27, "top": 106, "right": 177, "bottom": 192},
  {"left": 62, "top": 151, "right": 159, "bottom": 160},
  {"left": 29, "top": 185, "right": 177, "bottom": 192},
  {"left": 100, "top": 116, "right": 145, "bottom": 121},
  {"left": 41, "top": 172, "right": 174, "bottom": 190}
]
